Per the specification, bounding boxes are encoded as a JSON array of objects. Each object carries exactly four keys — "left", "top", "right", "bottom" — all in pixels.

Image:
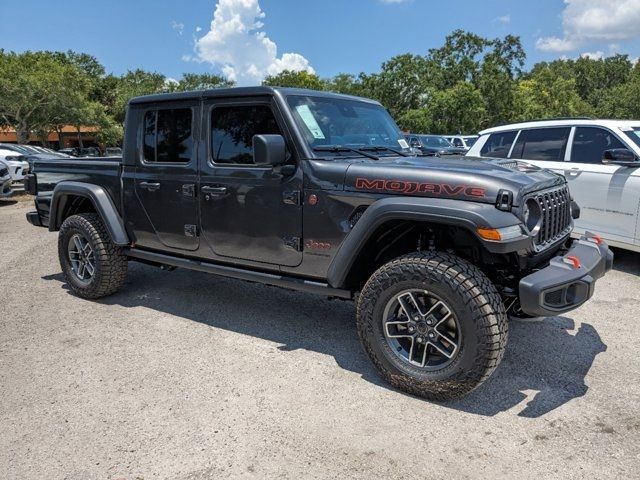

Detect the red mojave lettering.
[{"left": 354, "top": 178, "right": 486, "bottom": 198}]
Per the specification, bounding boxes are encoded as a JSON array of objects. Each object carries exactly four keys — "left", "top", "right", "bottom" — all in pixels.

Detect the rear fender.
[{"left": 49, "top": 182, "right": 129, "bottom": 245}]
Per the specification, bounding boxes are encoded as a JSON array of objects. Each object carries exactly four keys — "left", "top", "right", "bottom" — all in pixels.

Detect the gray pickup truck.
[{"left": 24, "top": 87, "right": 613, "bottom": 400}]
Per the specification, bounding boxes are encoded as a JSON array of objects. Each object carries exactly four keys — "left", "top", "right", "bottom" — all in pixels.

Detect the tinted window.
[
  {"left": 512, "top": 127, "right": 570, "bottom": 161},
  {"left": 143, "top": 109, "right": 193, "bottom": 163},
  {"left": 480, "top": 131, "right": 517, "bottom": 158},
  {"left": 571, "top": 127, "right": 625, "bottom": 164},
  {"left": 211, "top": 105, "right": 282, "bottom": 164}
]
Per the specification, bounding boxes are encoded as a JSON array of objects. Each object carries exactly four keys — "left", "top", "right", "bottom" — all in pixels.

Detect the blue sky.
[{"left": 1, "top": 0, "right": 639, "bottom": 84}]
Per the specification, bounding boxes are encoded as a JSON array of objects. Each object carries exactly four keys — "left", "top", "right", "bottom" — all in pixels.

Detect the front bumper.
[{"left": 519, "top": 232, "right": 613, "bottom": 317}]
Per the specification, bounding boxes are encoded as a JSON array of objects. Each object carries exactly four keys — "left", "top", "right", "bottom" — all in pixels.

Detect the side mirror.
[
  {"left": 253, "top": 134, "right": 286, "bottom": 167},
  {"left": 410, "top": 141, "right": 420, "bottom": 148},
  {"left": 602, "top": 148, "right": 639, "bottom": 167}
]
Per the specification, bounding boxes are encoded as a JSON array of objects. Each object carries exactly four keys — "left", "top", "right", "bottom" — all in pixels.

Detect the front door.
[
  {"left": 564, "top": 126, "right": 640, "bottom": 245},
  {"left": 199, "top": 97, "right": 303, "bottom": 267},
  {"left": 133, "top": 102, "right": 200, "bottom": 251}
]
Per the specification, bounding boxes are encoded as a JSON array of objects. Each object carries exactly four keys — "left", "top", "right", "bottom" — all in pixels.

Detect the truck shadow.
[
  {"left": 43, "top": 263, "right": 607, "bottom": 418},
  {"left": 611, "top": 247, "right": 640, "bottom": 276}
]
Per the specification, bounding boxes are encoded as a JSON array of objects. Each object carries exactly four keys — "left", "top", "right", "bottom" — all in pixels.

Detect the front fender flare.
[
  {"left": 326, "top": 197, "right": 530, "bottom": 288},
  {"left": 49, "top": 182, "right": 129, "bottom": 246}
]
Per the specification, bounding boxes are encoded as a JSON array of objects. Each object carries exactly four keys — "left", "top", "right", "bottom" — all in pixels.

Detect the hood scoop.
[{"left": 494, "top": 159, "right": 541, "bottom": 173}]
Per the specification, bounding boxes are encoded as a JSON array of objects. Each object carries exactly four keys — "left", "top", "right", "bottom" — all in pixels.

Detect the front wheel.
[
  {"left": 58, "top": 213, "right": 127, "bottom": 299},
  {"left": 356, "top": 251, "right": 508, "bottom": 401}
]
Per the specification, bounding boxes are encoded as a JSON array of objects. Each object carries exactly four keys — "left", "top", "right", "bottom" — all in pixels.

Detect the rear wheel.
[
  {"left": 58, "top": 213, "right": 127, "bottom": 299},
  {"left": 357, "top": 251, "right": 508, "bottom": 401}
]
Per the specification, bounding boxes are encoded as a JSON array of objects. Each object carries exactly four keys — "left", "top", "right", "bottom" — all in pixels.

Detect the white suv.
[
  {"left": 0, "top": 148, "right": 30, "bottom": 185},
  {"left": 467, "top": 119, "right": 640, "bottom": 252}
]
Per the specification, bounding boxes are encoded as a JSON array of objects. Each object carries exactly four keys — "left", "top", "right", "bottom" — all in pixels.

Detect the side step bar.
[{"left": 126, "top": 248, "right": 353, "bottom": 299}]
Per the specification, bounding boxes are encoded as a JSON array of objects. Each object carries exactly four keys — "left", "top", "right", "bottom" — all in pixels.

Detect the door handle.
[
  {"left": 564, "top": 168, "right": 580, "bottom": 177},
  {"left": 139, "top": 181, "right": 161, "bottom": 191},
  {"left": 201, "top": 186, "right": 227, "bottom": 195}
]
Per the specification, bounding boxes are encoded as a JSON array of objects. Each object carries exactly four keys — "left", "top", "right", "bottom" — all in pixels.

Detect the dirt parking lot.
[{"left": 1, "top": 197, "right": 639, "bottom": 479}]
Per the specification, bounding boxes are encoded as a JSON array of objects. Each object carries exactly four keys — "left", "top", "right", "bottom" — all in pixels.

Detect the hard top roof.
[{"left": 128, "top": 86, "right": 380, "bottom": 106}]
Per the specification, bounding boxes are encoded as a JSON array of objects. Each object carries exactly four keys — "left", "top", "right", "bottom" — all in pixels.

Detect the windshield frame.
[{"left": 285, "top": 94, "right": 410, "bottom": 159}]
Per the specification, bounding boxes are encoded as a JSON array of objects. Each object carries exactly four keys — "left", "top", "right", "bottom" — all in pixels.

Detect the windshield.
[
  {"left": 624, "top": 127, "right": 640, "bottom": 149},
  {"left": 420, "top": 136, "right": 452, "bottom": 148},
  {"left": 287, "top": 95, "right": 409, "bottom": 155}
]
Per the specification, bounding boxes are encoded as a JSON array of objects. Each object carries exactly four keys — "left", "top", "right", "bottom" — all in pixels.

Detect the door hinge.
[
  {"left": 283, "top": 236, "right": 302, "bottom": 251},
  {"left": 184, "top": 224, "right": 198, "bottom": 237},
  {"left": 283, "top": 190, "right": 302, "bottom": 206},
  {"left": 182, "top": 184, "right": 195, "bottom": 198}
]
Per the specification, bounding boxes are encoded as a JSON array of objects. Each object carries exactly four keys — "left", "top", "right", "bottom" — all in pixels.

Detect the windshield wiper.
[
  {"left": 313, "top": 146, "right": 380, "bottom": 160},
  {"left": 358, "top": 145, "right": 410, "bottom": 157}
]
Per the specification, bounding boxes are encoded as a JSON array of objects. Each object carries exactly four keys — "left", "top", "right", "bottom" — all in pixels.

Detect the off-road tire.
[
  {"left": 58, "top": 213, "right": 127, "bottom": 299},
  {"left": 357, "top": 251, "right": 508, "bottom": 401}
]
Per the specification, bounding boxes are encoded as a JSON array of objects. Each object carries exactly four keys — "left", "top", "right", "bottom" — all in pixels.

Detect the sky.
[{"left": 1, "top": 0, "right": 639, "bottom": 85}]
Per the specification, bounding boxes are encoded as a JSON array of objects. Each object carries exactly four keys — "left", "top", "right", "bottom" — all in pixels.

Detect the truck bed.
[{"left": 31, "top": 157, "right": 123, "bottom": 227}]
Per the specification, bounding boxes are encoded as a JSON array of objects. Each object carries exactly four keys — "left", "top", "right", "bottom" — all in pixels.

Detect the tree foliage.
[{"left": 3, "top": 30, "right": 640, "bottom": 146}]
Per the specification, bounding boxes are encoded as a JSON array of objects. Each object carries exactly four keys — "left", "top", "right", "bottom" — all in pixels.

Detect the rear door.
[
  {"left": 199, "top": 97, "right": 303, "bottom": 267},
  {"left": 133, "top": 102, "right": 200, "bottom": 251}
]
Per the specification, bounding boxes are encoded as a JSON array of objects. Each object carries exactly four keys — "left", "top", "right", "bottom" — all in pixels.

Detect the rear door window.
[
  {"left": 571, "top": 127, "right": 625, "bottom": 164},
  {"left": 480, "top": 131, "right": 517, "bottom": 158},
  {"left": 143, "top": 108, "right": 193, "bottom": 163},
  {"left": 512, "top": 127, "right": 570, "bottom": 162}
]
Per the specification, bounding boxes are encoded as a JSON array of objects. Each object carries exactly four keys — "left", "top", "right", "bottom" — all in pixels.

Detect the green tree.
[
  {"left": 0, "top": 50, "right": 88, "bottom": 143},
  {"left": 167, "top": 73, "right": 234, "bottom": 92},
  {"left": 262, "top": 70, "right": 325, "bottom": 90}
]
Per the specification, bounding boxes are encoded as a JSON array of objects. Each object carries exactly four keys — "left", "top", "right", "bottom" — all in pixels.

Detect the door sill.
[{"left": 126, "top": 248, "right": 353, "bottom": 299}]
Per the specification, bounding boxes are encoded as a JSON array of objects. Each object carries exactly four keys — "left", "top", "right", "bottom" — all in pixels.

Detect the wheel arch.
[
  {"left": 49, "top": 182, "right": 129, "bottom": 246},
  {"left": 327, "top": 197, "right": 527, "bottom": 289}
]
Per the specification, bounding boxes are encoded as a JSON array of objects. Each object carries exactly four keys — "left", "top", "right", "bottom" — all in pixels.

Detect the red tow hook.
[
  {"left": 564, "top": 255, "right": 581, "bottom": 269},
  {"left": 587, "top": 234, "right": 603, "bottom": 245}
]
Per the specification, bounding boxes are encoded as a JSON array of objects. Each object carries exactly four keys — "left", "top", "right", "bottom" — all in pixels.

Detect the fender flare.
[
  {"left": 49, "top": 181, "right": 129, "bottom": 246},
  {"left": 326, "top": 196, "right": 530, "bottom": 288}
]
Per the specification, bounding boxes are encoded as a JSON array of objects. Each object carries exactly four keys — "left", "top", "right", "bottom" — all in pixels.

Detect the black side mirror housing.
[
  {"left": 253, "top": 134, "right": 286, "bottom": 167},
  {"left": 602, "top": 148, "right": 639, "bottom": 167}
]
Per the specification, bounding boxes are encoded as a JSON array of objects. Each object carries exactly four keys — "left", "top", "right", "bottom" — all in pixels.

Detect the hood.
[{"left": 342, "top": 155, "right": 565, "bottom": 206}]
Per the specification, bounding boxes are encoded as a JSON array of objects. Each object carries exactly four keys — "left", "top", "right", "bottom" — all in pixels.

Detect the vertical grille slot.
[{"left": 532, "top": 185, "right": 572, "bottom": 251}]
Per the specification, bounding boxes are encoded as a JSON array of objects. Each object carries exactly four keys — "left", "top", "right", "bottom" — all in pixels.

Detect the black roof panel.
[{"left": 128, "top": 86, "right": 379, "bottom": 105}]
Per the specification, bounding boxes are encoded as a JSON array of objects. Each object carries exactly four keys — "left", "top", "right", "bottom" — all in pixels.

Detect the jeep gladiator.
[{"left": 24, "top": 87, "right": 613, "bottom": 400}]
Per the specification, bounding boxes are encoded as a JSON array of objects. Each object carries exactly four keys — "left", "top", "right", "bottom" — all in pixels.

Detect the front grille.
[{"left": 531, "top": 185, "right": 572, "bottom": 251}]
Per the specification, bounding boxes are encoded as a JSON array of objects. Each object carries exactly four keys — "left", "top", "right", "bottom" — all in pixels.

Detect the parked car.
[
  {"left": 0, "top": 149, "right": 30, "bottom": 185},
  {"left": 24, "top": 87, "right": 614, "bottom": 401},
  {"left": 405, "top": 134, "right": 467, "bottom": 156},
  {"left": 0, "top": 160, "right": 13, "bottom": 198},
  {"left": 445, "top": 135, "right": 478, "bottom": 151},
  {"left": 105, "top": 147, "right": 123, "bottom": 156},
  {"left": 467, "top": 119, "right": 640, "bottom": 253},
  {"left": 58, "top": 147, "right": 102, "bottom": 157}
]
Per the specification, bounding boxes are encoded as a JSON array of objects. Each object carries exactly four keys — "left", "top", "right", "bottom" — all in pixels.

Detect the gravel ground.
[{"left": 1, "top": 198, "right": 639, "bottom": 479}]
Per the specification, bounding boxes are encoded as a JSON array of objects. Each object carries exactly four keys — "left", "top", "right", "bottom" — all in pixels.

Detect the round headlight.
[{"left": 523, "top": 198, "right": 542, "bottom": 234}]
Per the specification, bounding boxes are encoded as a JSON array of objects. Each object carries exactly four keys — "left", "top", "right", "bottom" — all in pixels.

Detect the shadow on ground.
[
  {"left": 43, "top": 258, "right": 610, "bottom": 418},
  {"left": 0, "top": 199, "right": 18, "bottom": 207}
]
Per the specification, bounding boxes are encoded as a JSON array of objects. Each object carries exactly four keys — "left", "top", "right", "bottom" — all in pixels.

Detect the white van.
[{"left": 467, "top": 119, "right": 640, "bottom": 253}]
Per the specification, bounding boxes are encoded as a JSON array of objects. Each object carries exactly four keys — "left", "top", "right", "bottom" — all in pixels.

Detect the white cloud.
[
  {"left": 379, "top": 0, "right": 410, "bottom": 3},
  {"left": 536, "top": 0, "right": 640, "bottom": 52},
  {"left": 494, "top": 14, "right": 511, "bottom": 24},
  {"left": 191, "top": 0, "right": 314, "bottom": 85},
  {"left": 171, "top": 20, "right": 185, "bottom": 36},
  {"left": 580, "top": 50, "right": 605, "bottom": 59}
]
